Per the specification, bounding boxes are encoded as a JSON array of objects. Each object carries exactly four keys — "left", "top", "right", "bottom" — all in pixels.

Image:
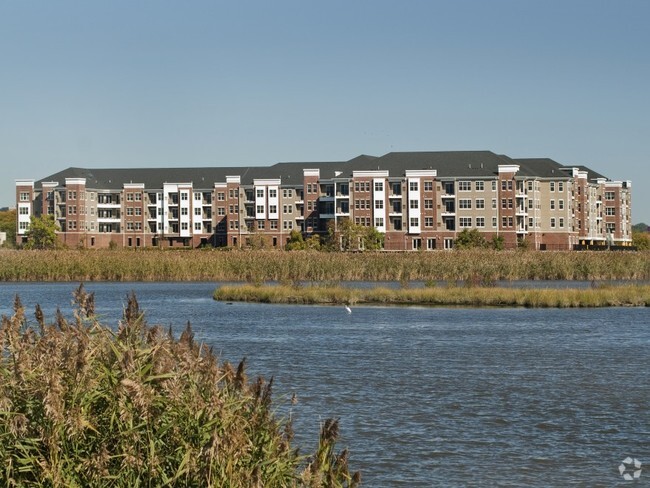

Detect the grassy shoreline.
[
  {"left": 0, "top": 248, "right": 649, "bottom": 282},
  {"left": 213, "top": 283, "right": 650, "bottom": 308}
]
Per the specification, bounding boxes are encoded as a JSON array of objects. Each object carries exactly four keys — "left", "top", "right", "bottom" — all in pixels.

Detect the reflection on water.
[{"left": 1, "top": 282, "right": 648, "bottom": 487}]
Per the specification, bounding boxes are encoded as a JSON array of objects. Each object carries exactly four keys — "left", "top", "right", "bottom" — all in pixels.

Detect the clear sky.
[{"left": 2, "top": 0, "right": 649, "bottom": 223}]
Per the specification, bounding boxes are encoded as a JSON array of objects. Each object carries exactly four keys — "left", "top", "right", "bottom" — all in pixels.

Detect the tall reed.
[
  {"left": 0, "top": 249, "right": 649, "bottom": 282},
  {"left": 0, "top": 284, "right": 359, "bottom": 487}
]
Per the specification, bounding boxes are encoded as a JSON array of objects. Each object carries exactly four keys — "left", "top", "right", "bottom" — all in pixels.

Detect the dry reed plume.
[{"left": 0, "top": 284, "right": 359, "bottom": 487}]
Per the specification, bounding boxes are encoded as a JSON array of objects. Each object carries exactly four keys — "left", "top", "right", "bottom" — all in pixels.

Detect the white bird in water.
[{"left": 345, "top": 305, "right": 352, "bottom": 314}]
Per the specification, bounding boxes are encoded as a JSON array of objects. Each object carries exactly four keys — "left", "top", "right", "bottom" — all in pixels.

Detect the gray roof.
[{"left": 35, "top": 151, "right": 610, "bottom": 190}]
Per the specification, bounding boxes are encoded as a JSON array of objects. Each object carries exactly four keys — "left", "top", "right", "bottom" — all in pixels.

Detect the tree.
[
  {"left": 491, "top": 235, "right": 505, "bottom": 250},
  {"left": 285, "top": 229, "right": 306, "bottom": 250},
  {"left": 324, "top": 219, "right": 385, "bottom": 251},
  {"left": 24, "top": 214, "right": 59, "bottom": 250},
  {"left": 455, "top": 228, "right": 488, "bottom": 249},
  {"left": 0, "top": 209, "right": 17, "bottom": 247},
  {"left": 632, "top": 230, "right": 649, "bottom": 250}
]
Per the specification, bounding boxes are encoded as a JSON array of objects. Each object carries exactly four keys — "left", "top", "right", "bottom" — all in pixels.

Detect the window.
[
  {"left": 458, "top": 181, "right": 471, "bottom": 191},
  {"left": 605, "top": 191, "right": 615, "bottom": 200},
  {"left": 459, "top": 217, "right": 472, "bottom": 227},
  {"left": 256, "top": 189, "right": 264, "bottom": 198},
  {"left": 508, "top": 199, "right": 513, "bottom": 209},
  {"left": 375, "top": 181, "right": 384, "bottom": 192},
  {"left": 424, "top": 217, "right": 433, "bottom": 227},
  {"left": 269, "top": 205, "right": 277, "bottom": 214},
  {"left": 181, "top": 208, "right": 188, "bottom": 216},
  {"left": 181, "top": 192, "right": 189, "bottom": 201},
  {"left": 409, "top": 200, "right": 419, "bottom": 209},
  {"left": 550, "top": 200, "right": 555, "bottom": 210},
  {"left": 269, "top": 189, "right": 277, "bottom": 198},
  {"left": 528, "top": 181, "right": 533, "bottom": 191},
  {"left": 559, "top": 200, "right": 564, "bottom": 210},
  {"left": 550, "top": 218, "right": 556, "bottom": 228},
  {"left": 283, "top": 221, "right": 293, "bottom": 230},
  {"left": 606, "top": 223, "right": 616, "bottom": 233},
  {"left": 424, "top": 199, "right": 433, "bottom": 209},
  {"left": 476, "top": 217, "right": 485, "bottom": 228},
  {"left": 492, "top": 198, "right": 497, "bottom": 209},
  {"left": 550, "top": 182, "right": 555, "bottom": 192},
  {"left": 409, "top": 181, "right": 419, "bottom": 192},
  {"left": 194, "top": 207, "right": 201, "bottom": 216},
  {"left": 459, "top": 199, "right": 472, "bottom": 209},
  {"left": 257, "top": 220, "right": 265, "bottom": 230},
  {"left": 182, "top": 222, "right": 189, "bottom": 230},
  {"left": 501, "top": 199, "right": 507, "bottom": 209},
  {"left": 126, "top": 207, "right": 134, "bottom": 216},
  {"left": 424, "top": 181, "right": 433, "bottom": 191},
  {"left": 559, "top": 218, "right": 564, "bottom": 228},
  {"left": 606, "top": 207, "right": 616, "bottom": 216},
  {"left": 409, "top": 217, "right": 419, "bottom": 227},
  {"left": 19, "top": 207, "right": 29, "bottom": 215},
  {"left": 20, "top": 192, "right": 30, "bottom": 201},
  {"left": 475, "top": 181, "right": 484, "bottom": 191},
  {"left": 218, "top": 207, "right": 225, "bottom": 216},
  {"left": 375, "top": 200, "right": 384, "bottom": 209},
  {"left": 194, "top": 222, "right": 202, "bottom": 231},
  {"left": 218, "top": 192, "right": 225, "bottom": 201},
  {"left": 127, "top": 193, "right": 134, "bottom": 201},
  {"left": 375, "top": 217, "right": 384, "bottom": 227},
  {"left": 270, "top": 220, "right": 278, "bottom": 230},
  {"left": 256, "top": 205, "right": 264, "bottom": 214},
  {"left": 475, "top": 199, "right": 485, "bottom": 209},
  {"left": 558, "top": 182, "right": 564, "bottom": 192},
  {"left": 194, "top": 192, "right": 201, "bottom": 201},
  {"left": 492, "top": 181, "right": 497, "bottom": 191},
  {"left": 19, "top": 221, "right": 28, "bottom": 230},
  {"left": 492, "top": 217, "right": 497, "bottom": 228}
]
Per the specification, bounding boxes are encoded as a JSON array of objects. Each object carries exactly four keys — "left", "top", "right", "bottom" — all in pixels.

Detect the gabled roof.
[
  {"left": 34, "top": 151, "right": 612, "bottom": 190},
  {"left": 359, "top": 151, "right": 516, "bottom": 177},
  {"left": 515, "top": 159, "right": 609, "bottom": 181}
]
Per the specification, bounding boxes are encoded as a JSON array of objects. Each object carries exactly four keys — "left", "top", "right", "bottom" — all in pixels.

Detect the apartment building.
[{"left": 15, "top": 151, "right": 632, "bottom": 250}]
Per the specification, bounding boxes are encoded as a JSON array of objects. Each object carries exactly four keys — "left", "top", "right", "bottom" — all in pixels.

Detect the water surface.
[{"left": 0, "top": 282, "right": 647, "bottom": 486}]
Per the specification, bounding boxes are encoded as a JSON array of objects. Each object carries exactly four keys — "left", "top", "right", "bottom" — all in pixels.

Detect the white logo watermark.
[{"left": 619, "top": 457, "right": 642, "bottom": 481}]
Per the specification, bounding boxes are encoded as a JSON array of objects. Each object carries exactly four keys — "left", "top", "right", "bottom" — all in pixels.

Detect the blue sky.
[{"left": 2, "top": 0, "right": 649, "bottom": 223}]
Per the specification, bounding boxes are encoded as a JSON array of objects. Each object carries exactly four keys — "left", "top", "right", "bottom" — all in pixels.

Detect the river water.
[{"left": 0, "top": 282, "right": 648, "bottom": 487}]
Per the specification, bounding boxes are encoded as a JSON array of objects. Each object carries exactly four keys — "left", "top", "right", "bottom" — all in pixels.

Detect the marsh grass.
[
  {"left": 214, "top": 283, "right": 650, "bottom": 308},
  {"left": 0, "top": 249, "right": 648, "bottom": 282},
  {"left": 0, "top": 285, "right": 359, "bottom": 487}
]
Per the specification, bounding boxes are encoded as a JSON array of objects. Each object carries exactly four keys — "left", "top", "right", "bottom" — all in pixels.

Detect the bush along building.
[{"left": 15, "top": 151, "right": 633, "bottom": 250}]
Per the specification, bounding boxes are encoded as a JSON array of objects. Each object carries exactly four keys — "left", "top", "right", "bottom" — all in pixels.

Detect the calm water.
[{"left": 0, "top": 282, "right": 648, "bottom": 487}]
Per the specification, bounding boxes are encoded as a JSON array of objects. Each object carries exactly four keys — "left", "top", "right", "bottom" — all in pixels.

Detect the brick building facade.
[{"left": 15, "top": 151, "right": 633, "bottom": 250}]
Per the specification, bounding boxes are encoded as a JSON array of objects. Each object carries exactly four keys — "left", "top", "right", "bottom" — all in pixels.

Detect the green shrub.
[{"left": 0, "top": 285, "right": 359, "bottom": 487}]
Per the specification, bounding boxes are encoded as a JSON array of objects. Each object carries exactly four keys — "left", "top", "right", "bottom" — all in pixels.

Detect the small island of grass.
[{"left": 213, "top": 283, "right": 650, "bottom": 308}]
